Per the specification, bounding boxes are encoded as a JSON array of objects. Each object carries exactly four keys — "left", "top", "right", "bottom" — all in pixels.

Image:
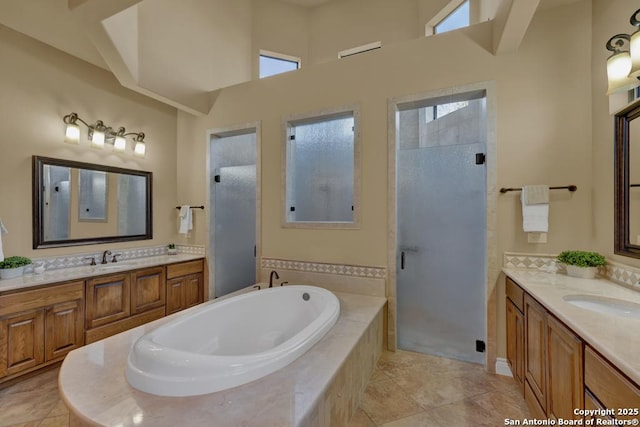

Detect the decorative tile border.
[
  {"left": 604, "top": 260, "right": 640, "bottom": 289},
  {"left": 503, "top": 251, "right": 640, "bottom": 290},
  {"left": 261, "top": 258, "right": 387, "bottom": 279},
  {"left": 30, "top": 244, "right": 205, "bottom": 272}
]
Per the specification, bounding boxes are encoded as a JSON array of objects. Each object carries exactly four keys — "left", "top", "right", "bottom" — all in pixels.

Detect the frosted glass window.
[
  {"left": 78, "top": 169, "right": 107, "bottom": 221},
  {"left": 285, "top": 110, "right": 358, "bottom": 225},
  {"left": 435, "top": 1, "right": 469, "bottom": 34}
]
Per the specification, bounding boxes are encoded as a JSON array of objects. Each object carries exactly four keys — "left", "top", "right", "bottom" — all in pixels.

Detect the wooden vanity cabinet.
[
  {"left": 546, "top": 315, "right": 583, "bottom": 421},
  {"left": 508, "top": 278, "right": 583, "bottom": 421},
  {"left": 166, "top": 260, "right": 204, "bottom": 315},
  {"left": 0, "top": 281, "right": 84, "bottom": 380},
  {"left": 585, "top": 346, "right": 640, "bottom": 422},
  {"left": 505, "top": 278, "right": 524, "bottom": 391},
  {"left": 85, "top": 273, "right": 130, "bottom": 330},
  {"left": 524, "top": 293, "right": 548, "bottom": 414},
  {"left": 131, "top": 266, "right": 166, "bottom": 315}
]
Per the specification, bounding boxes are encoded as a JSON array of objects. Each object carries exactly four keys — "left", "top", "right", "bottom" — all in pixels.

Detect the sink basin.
[
  {"left": 563, "top": 295, "right": 640, "bottom": 319},
  {"left": 93, "top": 262, "right": 136, "bottom": 271}
]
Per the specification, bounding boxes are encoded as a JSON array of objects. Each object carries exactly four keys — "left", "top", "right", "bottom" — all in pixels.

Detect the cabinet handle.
[{"left": 401, "top": 251, "right": 405, "bottom": 270}]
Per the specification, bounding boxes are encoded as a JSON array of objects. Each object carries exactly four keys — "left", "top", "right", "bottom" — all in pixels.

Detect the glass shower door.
[
  {"left": 396, "top": 97, "right": 487, "bottom": 364},
  {"left": 213, "top": 165, "right": 256, "bottom": 296}
]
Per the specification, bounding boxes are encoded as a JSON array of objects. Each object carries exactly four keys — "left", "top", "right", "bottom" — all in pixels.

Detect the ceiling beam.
[{"left": 492, "top": 0, "right": 540, "bottom": 55}]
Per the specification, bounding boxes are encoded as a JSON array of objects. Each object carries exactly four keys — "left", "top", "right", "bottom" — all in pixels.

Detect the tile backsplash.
[
  {"left": 504, "top": 251, "right": 640, "bottom": 290},
  {"left": 28, "top": 244, "right": 205, "bottom": 273}
]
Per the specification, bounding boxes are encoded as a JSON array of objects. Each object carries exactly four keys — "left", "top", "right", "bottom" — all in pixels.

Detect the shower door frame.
[
  {"left": 387, "top": 81, "right": 498, "bottom": 370},
  {"left": 207, "top": 122, "right": 262, "bottom": 299}
]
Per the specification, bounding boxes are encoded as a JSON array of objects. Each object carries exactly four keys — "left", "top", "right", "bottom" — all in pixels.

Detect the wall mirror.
[
  {"left": 615, "top": 100, "right": 640, "bottom": 257},
  {"left": 283, "top": 106, "right": 360, "bottom": 228},
  {"left": 33, "top": 156, "right": 152, "bottom": 248}
]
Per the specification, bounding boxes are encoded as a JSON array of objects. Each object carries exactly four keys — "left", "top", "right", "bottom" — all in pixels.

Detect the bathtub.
[{"left": 125, "top": 285, "right": 340, "bottom": 397}]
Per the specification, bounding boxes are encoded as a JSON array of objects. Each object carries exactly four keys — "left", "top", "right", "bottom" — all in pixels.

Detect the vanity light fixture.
[
  {"left": 62, "top": 112, "right": 147, "bottom": 157},
  {"left": 605, "top": 9, "right": 640, "bottom": 95}
]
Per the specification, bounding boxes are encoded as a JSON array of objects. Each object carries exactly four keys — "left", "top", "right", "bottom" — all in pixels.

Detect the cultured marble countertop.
[
  {"left": 0, "top": 254, "right": 204, "bottom": 294},
  {"left": 59, "top": 290, "right": 386, "bottom": 427},
  {"left": 503, "top": 268, "right": 640, "bottom": 385}
]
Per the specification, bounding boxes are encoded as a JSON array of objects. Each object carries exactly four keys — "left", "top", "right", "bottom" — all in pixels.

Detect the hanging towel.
[
  {"left": 178, "top": 205, "right": 192, "bottom": 235},
  {"left": 521, "top": 186, "right": 549, "bottom": 233},
  {"left": 0, "top": 218, "right": 7, "bottom": 262}
]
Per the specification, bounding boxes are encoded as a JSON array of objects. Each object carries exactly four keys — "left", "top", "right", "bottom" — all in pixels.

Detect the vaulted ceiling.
[{"left": 0, "top": 0, "right": 583, "bottom": 115}]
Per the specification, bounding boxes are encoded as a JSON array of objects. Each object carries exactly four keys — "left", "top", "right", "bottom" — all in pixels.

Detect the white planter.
[
  {"left": 565, "top": 265, "right": 598, "bottom": 279},
  {"left": 0, "top": 266, "right": 25, "bottom": 280}
]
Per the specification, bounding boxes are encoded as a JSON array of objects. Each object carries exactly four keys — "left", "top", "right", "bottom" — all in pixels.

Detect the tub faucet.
[
  {"left": 269, "top": 270, "right": 279, "bottom": 288},
  {"left": 101, "top": 250, "right": 112, "bottom": 264}
]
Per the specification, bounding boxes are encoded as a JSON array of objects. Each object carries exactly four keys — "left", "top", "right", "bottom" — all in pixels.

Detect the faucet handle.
[
  {"left": 83, "top": 257, "right": 96, "bottom": 266},
  {"left": 280, "top": 281, "right": 288, "bottom": 287},
  {"left": 112, "top": 253, "right": 121, "bottom": 263}
]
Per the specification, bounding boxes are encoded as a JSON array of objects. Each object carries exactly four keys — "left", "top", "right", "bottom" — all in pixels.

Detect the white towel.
[
  {"left": 178, "top": 205, "right": 192, "bottom": 235},
  {"left": 0, "top": 218, "right": 7, "bottom": 262},
  {"left": 521, "top": 186, "right": 549, "bottom": 233}
]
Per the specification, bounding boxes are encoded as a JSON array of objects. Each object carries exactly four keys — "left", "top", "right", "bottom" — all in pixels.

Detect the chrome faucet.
[
  {"left": 101, "top": 250, "right": 112, "bottom": 264},
  {"left": 269, "top": 270, "right": 279, "bottom": 288}
]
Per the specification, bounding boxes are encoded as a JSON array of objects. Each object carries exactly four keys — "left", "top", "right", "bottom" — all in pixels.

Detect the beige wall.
[
  {"left": 0, "top": 24, "right": 178, "bottom": 259},
  {"left": 177, "top": 1, "right": 594, "bottom": 358}
]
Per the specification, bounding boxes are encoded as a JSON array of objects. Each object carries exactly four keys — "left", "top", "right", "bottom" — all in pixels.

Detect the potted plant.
[
  {"left": 557, "top": 250, "right": 605, "bottom": 279},
  {"left": 0, "top": 256, "right": 32, "bottom": 280},
  {"left": 167, "top": 243, "right": 177, "bottom": 255}
]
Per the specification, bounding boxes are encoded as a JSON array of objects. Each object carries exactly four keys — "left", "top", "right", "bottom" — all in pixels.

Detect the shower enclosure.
[
  {"left": 209, "top": 130, "right": 257, "bottom": 297},
  {"left": 396, "top": 91, "right": 487, "bottom": 364}
]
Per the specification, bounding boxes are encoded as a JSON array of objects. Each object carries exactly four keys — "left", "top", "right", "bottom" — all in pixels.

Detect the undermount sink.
[
  {"left": 563, "top": 295, "right": 640, "bottom": 319},
  {"left": 93, "top": 262, "right": 136, "bottom": 271}
]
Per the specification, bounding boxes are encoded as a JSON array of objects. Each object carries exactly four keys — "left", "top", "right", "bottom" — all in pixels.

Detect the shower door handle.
[{"left": 400, "top": 251, "right": 405, "bottom": 270}]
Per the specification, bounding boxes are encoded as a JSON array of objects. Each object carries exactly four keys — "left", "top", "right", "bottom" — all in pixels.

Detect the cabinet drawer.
[
  {"left": 506, "top": 277, "right": 524, "bottom": 312},
  {"left": 0, "top": 281, "right": 84, "bottom": 317},
  {"left": 167, "top": 260, "right": 203, "bottom": 279},
  {"left": 585, "top": 346, "right": 640, "bottom": 417}
]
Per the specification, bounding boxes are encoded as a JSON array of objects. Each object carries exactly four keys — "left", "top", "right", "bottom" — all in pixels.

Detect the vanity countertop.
[
  {"left": 0, "top": 254, "right": 204, "bottom": 295},
  {"left": 503, "top": 268, "right": 640, "bottom": 385}
]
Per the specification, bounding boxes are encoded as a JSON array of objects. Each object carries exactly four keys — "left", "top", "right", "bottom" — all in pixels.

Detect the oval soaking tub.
[{"left": 125, "top": 285, "right": 340, "bottom": 397}]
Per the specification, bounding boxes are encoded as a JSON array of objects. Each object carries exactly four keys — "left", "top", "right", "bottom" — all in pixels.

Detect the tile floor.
[{"left": 0, "top": 350, "right": 529, "bottom": 427}]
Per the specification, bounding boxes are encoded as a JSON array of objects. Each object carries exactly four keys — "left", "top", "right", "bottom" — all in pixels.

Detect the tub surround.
[
  {"left": 503, "top": 267, "right": 640, "bottom": 385},
  {"left": 60, "top": 290, "right": 386, "bottom": 426},
  {"left": 0, "top": 253, "right": 204, "bottom": 294}
]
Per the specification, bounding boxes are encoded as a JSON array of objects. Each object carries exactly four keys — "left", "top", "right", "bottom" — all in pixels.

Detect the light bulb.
[
  {"left": 91, "top": 129, "right": 105, "bottom": 148},
  {"left": 65, "top": 123, "right": 80, "bottom": 144},
  {"left": 134, "top": 140, "right": 146, "bottom": 157},
  {"left": 607, "top": 51, "right": 636, "bottom": 94},
  {"left": 114, "top": 135, "right": 126, "bottom": 152}
]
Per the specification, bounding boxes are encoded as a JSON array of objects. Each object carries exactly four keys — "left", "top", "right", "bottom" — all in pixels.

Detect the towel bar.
[{"left": 499, "top": 185, "right": 577, "bottom": 194}]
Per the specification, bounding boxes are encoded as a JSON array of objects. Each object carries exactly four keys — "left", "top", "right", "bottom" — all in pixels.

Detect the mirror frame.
[
  {"left": 32, "top": 156, "right": 153, "bottom": 249},
  {"left": 615, "top": 100, "right": 640, "bottom": 258}
]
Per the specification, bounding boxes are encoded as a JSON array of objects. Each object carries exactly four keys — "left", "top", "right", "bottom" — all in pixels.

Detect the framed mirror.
[
  {"left": 615, "top": 100, "right": 640, "bottom": 257},
  {"left": 33, "top": 156, "right": 152, "bottom": 248}
]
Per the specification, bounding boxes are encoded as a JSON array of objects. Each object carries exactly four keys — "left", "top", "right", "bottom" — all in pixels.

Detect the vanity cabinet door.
[
  {"left": 131, "top": 267, "right": 166, "bottom": 315},
  {"left": 546, "top": 315, "right": 583, "bottom": 421},
  {"left": 86, "top": 273, "right": 130, "bottom": 329},
  {"left": 166, "top": 273, "right": 204, "bottom": 315},
  {"left": 525, "top": 294, "right": 547, "bottom": 413},
  {"left": 584, "top": 391, "right": 614, "bottom": 424},
  {"left": 45, "top": 299, "right": 84, "bottom": 361},
  {"left": 506, "top": 298, "right": 524, "bottom": 391},
  {"left": 0, "top": 309, "right": 45, "bottom": 377}
]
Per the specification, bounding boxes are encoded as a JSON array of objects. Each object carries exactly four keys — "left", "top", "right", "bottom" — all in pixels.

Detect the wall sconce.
[
  {"left": 62, "top": 112, "right": 148, "bottom": 158},
  {"left": 605, "top": 9, "right": 640, "bottom": 95}
]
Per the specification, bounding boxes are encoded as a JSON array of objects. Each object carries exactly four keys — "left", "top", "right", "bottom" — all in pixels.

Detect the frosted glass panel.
[
  {"left": 214, "top": 165, "right": 256, "bottom": 296},
  {"left": 118, "top": 174, "right": 147, "bottom": 235},
  {"left": 43, "top": 165, "right": 70, "bottom": 240},
  {"left": 287, "top": 115, "right": 354, "bottom": 222},
  {"left": 78, "top": 169, "right": 107, "bottom": 221},
  {"left": 210, "top": 131, "right": 257, "bottom": 297},
  {"left": 397, "top": 94, "right": 486, "bottom": 364}
]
